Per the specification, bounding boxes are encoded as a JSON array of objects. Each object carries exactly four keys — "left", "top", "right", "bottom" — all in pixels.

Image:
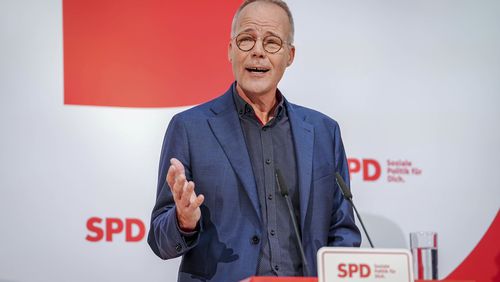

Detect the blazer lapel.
[
  {"left": 207, "top": 91, "right": 261, "bottom": 222},
  {"left": 287, "top": 102, "right": 314, "bottom": 233}
]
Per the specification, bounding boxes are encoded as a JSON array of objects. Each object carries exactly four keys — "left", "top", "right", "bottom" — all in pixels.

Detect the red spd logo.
[
  {"left": 348, "top": 158, "right": 382, "bottom": 181},
  {"left": 338, "top": 263, "right": 372, "bottom": 278},
  {"left": 86, "top": 217, "right": 146, "bottom": 242}
]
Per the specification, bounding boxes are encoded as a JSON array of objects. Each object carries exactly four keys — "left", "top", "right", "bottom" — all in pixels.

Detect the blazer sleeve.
[
  {"left": 147, "top": 114, "right": 202, "bottom": 259},
  {"left": 328, "top": 122, "right": 362, "bottom": 247}
]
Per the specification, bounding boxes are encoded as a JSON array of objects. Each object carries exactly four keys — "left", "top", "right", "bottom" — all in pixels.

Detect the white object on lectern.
[{"left": 317, "top": 247, "right": 414, "bottom": 282}]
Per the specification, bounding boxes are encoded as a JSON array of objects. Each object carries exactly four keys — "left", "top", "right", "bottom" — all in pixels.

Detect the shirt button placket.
[{"left": 262, "top": 124, "right": 280, "bottom": 275}]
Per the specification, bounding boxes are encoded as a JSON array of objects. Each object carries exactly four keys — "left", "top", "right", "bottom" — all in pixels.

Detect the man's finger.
[
  {"left": 179, "top": 181, "right": 195, "bottom": 207},
  {"left": 170, "top": 158, "right": 186, "bottom": 176},
  {"left": 166, "top": 164, "right": 176, "bottom": 189},
  {"left": 188, "top": 194, "right": 204, "bottom": 212},
  {"left": 172, "top": 174, "right": 187, "bottom": 201}
]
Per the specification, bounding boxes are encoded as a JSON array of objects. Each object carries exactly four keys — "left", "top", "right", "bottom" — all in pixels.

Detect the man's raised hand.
[{"left": 166, "top": 158, "right": 204, "bottom": 231}]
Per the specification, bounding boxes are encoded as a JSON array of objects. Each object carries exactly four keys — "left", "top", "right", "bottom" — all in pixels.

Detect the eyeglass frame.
[{"left": 231, "top": 32, "right": 293, "bottom": 54}]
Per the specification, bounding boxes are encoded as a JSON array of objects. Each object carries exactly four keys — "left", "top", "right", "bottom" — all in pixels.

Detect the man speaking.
[{"left": 148, "top": 0, "right": 361, "bottom": 281}]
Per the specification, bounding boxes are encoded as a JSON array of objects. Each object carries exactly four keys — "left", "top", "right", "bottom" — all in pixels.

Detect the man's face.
[{"left": 228, "top": 2, "right": 295, "bottom": 98}]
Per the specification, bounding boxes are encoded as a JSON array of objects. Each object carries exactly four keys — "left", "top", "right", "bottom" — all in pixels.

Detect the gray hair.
[{"left": 231, "top": 0, "right": 295, "bottom": 43}]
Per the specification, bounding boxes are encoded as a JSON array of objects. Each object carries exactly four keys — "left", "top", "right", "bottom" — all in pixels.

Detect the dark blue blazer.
[{"left": 148, "top": 85, "right": 361, "bottom": 282}]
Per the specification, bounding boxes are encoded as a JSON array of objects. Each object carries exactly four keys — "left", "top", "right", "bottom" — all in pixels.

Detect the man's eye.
[
  {"left": 238, "top": 36, "right": 255, "bottom": 43},
  {"left": 264, "top": 36, "right": 282, "bottom": 46},
  {"left": 265, "top": 39, "right": 280, "bottom": 45}
]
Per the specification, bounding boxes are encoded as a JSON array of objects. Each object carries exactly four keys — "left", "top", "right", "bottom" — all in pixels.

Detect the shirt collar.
[{"left": 232, "top": 82, "right": 287, "bottom": 122}]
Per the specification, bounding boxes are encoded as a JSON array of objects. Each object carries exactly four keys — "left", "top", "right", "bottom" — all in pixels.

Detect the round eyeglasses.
[{"left": 234, "top": 33, "right": 289, "bottom": 54}]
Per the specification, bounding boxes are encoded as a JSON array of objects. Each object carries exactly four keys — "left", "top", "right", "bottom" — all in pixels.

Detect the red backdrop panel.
[{"left": 63, "top": 0, "right": 240, "bottom": 107}]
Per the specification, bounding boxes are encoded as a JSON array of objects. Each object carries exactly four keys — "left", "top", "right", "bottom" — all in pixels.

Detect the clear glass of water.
[{"left": 410, "top": 231, "right": 438, "bottom": 280}]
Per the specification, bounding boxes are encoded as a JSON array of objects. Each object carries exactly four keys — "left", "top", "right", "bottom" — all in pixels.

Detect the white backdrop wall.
[{"left": 1, "top": 0, "right": 499, "bottom": 282}]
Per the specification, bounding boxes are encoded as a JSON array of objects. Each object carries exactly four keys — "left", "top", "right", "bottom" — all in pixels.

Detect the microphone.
[
  {"left": 275, "top": 169, "right": 310, "bottom": 277},
  {"left": 335, "top": 172, "right": 375, "bottom": 248}
]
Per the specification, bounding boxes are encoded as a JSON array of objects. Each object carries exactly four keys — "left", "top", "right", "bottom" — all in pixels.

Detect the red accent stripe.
[
  {"left": 446, "top": 209, "right": 500, "bottom": 281},
  {"left": 417, "top": 248, "right": 424, "bottom": 279}
]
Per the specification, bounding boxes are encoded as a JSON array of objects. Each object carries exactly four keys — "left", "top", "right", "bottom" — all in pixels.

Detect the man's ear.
[{"left": 287, "top": 45, "right": 295, "bottom": 67}]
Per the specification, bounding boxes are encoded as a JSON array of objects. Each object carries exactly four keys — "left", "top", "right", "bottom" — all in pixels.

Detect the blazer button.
[
  {"left": 251, "top": 235, "right": 260, "bottom": 245},
  {"left": 175, "top": 243, "right": 183, "bottom": 253}
]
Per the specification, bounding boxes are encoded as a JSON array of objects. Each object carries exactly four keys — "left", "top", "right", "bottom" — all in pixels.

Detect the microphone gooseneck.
[
  {"left": 335, "top": 172, "right": 375, "bottom": 248},
  {"left": 275, "top": 168, "right": 310, "bottom": 276}
]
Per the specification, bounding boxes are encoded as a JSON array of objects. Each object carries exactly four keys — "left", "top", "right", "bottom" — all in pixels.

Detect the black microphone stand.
[
  {"left": 275, "top": 169, "right": 310, "bottom": 276},
  {"left": 335, "top": 172, "right": 375, "bottom": 248}
]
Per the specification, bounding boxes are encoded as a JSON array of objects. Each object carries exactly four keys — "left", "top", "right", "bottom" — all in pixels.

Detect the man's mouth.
[{"left": 246, "top": 67, "right": 270, "bottom": 73}]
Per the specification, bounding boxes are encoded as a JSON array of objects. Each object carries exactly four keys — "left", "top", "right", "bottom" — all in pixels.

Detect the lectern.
[
  {"left": 241, "top": 278, "right": 474, "bottom": 282},
  {"left": 241, "top": 278, "right": 317, "bottom": 282}
]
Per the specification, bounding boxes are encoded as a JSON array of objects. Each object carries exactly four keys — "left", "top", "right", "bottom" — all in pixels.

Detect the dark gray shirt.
[{"left": 232, "top": 85, "right": 303, "bottom": 276}]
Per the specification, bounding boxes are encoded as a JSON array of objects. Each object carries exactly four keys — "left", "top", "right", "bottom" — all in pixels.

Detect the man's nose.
[{"left": 251, "top": 39, "right": 266, "bottom": 57}]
